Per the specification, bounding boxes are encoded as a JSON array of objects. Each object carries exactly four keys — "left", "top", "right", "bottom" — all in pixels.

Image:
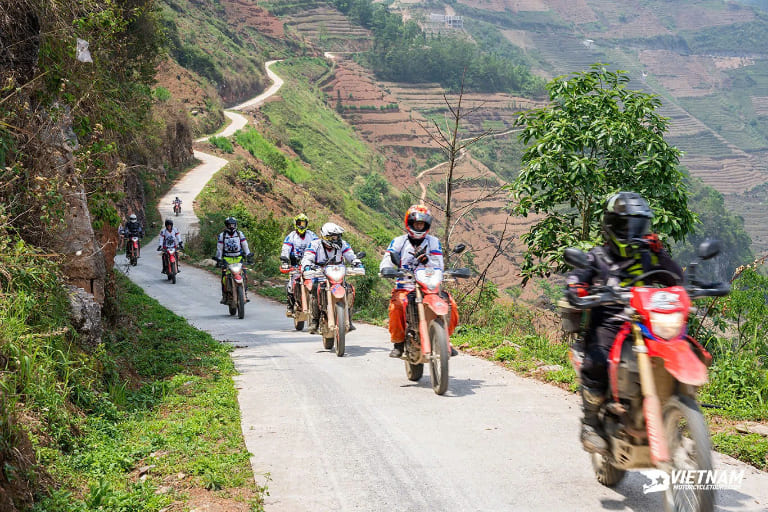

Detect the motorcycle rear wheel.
[
  {"left": 334, "top": 302, "right": 346, "bottom": 357},
  {"left": 429, "top": 317, "right": 449, "bottom": 395},
  {"left": 662, "top": 395, "right": 714, "bottom": 512},
  {"left": 237, "top": 285, "right": 245, "bottom": 319}
]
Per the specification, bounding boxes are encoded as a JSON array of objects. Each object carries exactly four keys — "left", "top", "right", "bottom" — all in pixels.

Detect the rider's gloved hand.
[
  {"left": 352, "top": 259, "right": 363, "bottom": 268},
  {"left": 415, "top": 253, "right": 429, "bottom": 265},
  {"left": 156, "top": 246, "right": 162, "bottom": 251},
  {"left": 566, "top": 283, "right": 589, "bottom": 301},
  {"left": 179, "top": 242, "right": 184, "bottom": 250}
]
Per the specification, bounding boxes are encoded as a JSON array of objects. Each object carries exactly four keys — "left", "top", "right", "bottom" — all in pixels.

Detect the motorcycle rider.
[
  {"left": 280, "top": 213, "right": 318, "bottom": 316},
  {"left": 300, "top": 222, "right": 361, "bottom": 334},
  {"left": 565, "top": 191, "right": 682, "bottom": 455},
  {"left": 118, "top": 213, "right": 144, "bottom": 254},
  {"left": 172, "top": 196, "right": 182, "bottom": 212},
  {"left": 379, "top": 205, "right": 459, "bottom": 358},
  {"left": 214, "top": 217, "right": 254, "bottom": 304},
  {"left": 157, "top": 218, "right": 183, "bottom": 273}
]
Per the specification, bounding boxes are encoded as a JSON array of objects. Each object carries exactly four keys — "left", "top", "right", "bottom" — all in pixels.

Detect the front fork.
[
  {"left": 632, "top": 320, "right": 670, "bottom": 464},
  {"left": 415, "top": 287, "right": 432, "bottom": 355}
]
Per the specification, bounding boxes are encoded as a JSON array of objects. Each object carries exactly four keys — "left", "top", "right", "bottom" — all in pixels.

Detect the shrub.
[{"left": 209, "top": 136, "right": 234, "bottom": 153}]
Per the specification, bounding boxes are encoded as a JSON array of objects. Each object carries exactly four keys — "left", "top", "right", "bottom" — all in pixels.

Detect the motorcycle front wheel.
[
  {"left": 334, "top": 302, "right": 346, "bottom": 357},
  {"left": 662, "top": 395, "right": 714, "bottom": 512},
  {"left": 429, "top": 317, "right": 449, "bottom": 395},
  {"left": 237, "top": 284, "right": 245, "bottom": 319},
  {"left": 405, "top": 360, "right": 424, "bottom": 381}
]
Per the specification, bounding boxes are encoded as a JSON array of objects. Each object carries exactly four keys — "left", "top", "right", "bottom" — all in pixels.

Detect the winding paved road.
[{"left": 124, "top": 60, "right": 768, "bottom": 512}]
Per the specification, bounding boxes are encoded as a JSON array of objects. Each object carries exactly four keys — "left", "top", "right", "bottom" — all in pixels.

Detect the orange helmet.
[{"left": 404, "top": 204, "right": 433, "bottom": 240}]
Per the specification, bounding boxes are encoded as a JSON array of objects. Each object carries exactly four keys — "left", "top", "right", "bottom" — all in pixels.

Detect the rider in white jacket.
[
  {"left": 300, "top": 222, "right": 360, "bottom": 334},
  {"left": 157, "top": 218, "right": 182, "bottom": 273}
]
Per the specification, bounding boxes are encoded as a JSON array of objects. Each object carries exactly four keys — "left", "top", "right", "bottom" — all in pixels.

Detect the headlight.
[
  {"left": 228, "top": 263, "right": 243, "bottom": 274},
  {"left": 649, "top": 311, "right": 684, "bottom": 340},
  {"left": 325, "top": 265, "right": 346, "bottom": 282},
  {"left": 415, "top": 268, "right": 443, "bottom": 291}
]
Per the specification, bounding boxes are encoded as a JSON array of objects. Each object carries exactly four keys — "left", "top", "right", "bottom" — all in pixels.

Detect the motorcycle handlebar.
[{"left": 566, "top": 281, "right": 731, "bottom": 309}]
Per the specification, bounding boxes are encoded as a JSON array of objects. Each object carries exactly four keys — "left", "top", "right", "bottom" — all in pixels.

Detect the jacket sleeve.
[
  {"left": 215, "top": 233, "right": 223, "bottom": 260},
  {"left": 342, "top": 241, "right": 355, "bottom": 263},
  {"left": 380, "top": 238, "right": 398, "bottom": 271},
  {"left": 428, "top": 238, "right": 444, "bottom": 270},
  {"left": 281, "top": 234, "right": 293, "bottom": 260},
  {"left": 158, "top": 231, "right": 164, "bottom": 247},
  {"left": 239, "top": 231, "right": 250, "bottom": 256}
]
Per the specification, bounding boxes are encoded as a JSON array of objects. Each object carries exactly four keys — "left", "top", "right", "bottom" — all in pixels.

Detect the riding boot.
[
  {"left": 389, "top": 342, "right": 405, "bottom": 358},
  {"left": 581, "top": 386, "right": 609, "bottom": 455},
  {"left": 286, "top": 294, "right": 295, "bottom": 317}
]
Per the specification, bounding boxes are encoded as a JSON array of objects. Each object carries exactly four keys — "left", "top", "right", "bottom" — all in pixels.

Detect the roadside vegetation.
[{"left": 0, "top": 224, "right": 265, "bottom": 510}]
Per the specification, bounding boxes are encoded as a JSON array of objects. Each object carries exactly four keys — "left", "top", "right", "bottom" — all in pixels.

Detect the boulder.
[{"left": 66, "top": 285, "right": 102, "bottom": 347}]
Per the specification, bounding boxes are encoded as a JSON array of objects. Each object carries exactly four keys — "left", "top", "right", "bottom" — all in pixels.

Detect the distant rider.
[
  {"left": 300, "top": 222, "right": 361, "bottom": 334},
  {"left": 118, "top": 213, "right": 144, "bottom": 253},
  {"left": 379, "top": 204, "right": 459, "bottom": 358},
  {"left": 280, "top": 213, "right": 318, "bottom": 316},
  {"left": 157, "top": 218, "right": 183, "bottom": 273},
  {"left": 172, "top": 197, "right": 182, "bottom": 212},
  {"left": 214, "top": 217, "right": 254, "bottom": 304}
]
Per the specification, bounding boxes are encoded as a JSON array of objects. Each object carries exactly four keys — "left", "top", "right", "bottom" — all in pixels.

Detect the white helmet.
[
  {"left": 129, "top": 214, "right": 137, "bottom": 222},
  {"left": 320, "top": 222, "right": 344, "bottom": 250}
]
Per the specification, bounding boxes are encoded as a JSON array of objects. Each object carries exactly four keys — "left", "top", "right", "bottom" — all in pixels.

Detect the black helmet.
[
  {"left": 165, "top": 218, "right": 173, "bottom": 228},
  {"left": 225, "top": 216, "right": 237, "bottom": 234},
  {"left": 602, "top": 192, "right": 653, "bottom": 257}
]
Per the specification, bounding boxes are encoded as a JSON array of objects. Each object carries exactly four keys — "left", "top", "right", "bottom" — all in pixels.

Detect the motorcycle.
[
  {"left": 561, "top": 240, "right": 729, "bottom": 512},
  {"left": 280, "top": 264, "right": 309, "bottom": 331},
  {"left": 125, "top": 235, "right": 140, "bottom": 266},
  {"left": 303, "top": 252, "right": 366, "bottom": 357},
  {"left": 173, "top": 202, "right": 181, "bottom": 216},
  {"left": 161, "top": 246, "right": 180, "bottom": 284},
  {"left": 221, "top": 256, "right": 248, "bottom": 319},
  {"left": 380, "top": 244, "right": 470, "bottom": 395}
]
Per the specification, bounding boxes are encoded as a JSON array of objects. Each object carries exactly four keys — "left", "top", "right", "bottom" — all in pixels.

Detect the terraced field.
[{"left": 282, "top": 6, "right": 371, "bottom": 51}]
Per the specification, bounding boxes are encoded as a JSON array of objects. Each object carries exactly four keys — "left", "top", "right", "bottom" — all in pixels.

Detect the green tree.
[{"left": 511, "top": 65, "right": 696, "bottom": 283}]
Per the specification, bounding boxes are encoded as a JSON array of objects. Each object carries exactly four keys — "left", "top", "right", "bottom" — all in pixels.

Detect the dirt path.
[{"left": 125, "top": 61, "right": 768, "bottom": 512}]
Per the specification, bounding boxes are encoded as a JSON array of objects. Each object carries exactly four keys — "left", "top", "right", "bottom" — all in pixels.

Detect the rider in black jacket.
[{"left": 565, "top": 192, "right": 683, "bottom": 454}]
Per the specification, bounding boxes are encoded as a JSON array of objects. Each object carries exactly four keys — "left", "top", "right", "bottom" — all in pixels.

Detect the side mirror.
[
  {"left": 451, "top": 267, "right": 471, "bottom": 278},
  {"left": 381, "top": 267, "right": 399, "bottom": 277},
  {"left": 697, "top": 239, "right": 721, "bottom": 261},
  {"left": 356, "top": 251, "right": 366, "bottom": 259},
  {"left": 389, "top": 251, "right": 401, "bottom": 268},
  {"left": 564, "top": 248, "right": 589, "bottom": 269},
  {"left": 452, "top": 243, "right": 466, "bottom": 254}
]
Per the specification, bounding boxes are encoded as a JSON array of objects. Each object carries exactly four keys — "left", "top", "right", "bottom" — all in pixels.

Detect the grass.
[
  {"left": 711, "top": 432, "right": 768, "bottom": 471},
  {"left": 32, "top": 272, "right": 266, "bottom": 511}
]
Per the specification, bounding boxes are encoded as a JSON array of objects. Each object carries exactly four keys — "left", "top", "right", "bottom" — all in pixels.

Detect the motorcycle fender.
[
  {"left": 422, "top": 294, "right": 449, "bottom": 316},
  {"left": 233, "top": 274, "right": 243, "bottom": 284},
  {"left": 647, "top": 337, "right": 708, "bottom": 386},
  {"left": 331, "top": 283, "right": 346, "bottom": 299},
  {"left": 169, "top": 253, "right": 176, "bottom": 263}
]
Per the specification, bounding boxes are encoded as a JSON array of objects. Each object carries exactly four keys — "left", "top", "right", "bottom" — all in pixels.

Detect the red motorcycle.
[
  {"left": 380, "top": 245, "right": 470, "bottom": 395},
  {"left": 125, "top": 236, "right": 140, "bottom": 266},
  {"left": 173, "top": 202, "right": 181, "bottom": 216},
  {"left": 280, "top": 265, "right": 308, "bottom": 331},
  {"left": 162, "top": 246, "right": 180, "bottom": 284},
  {"left": 561, "top": 241, "right": 729, "bottom": 512},
  {"left": 303, "top": 253, "right": 366, "bottom": 357}
]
